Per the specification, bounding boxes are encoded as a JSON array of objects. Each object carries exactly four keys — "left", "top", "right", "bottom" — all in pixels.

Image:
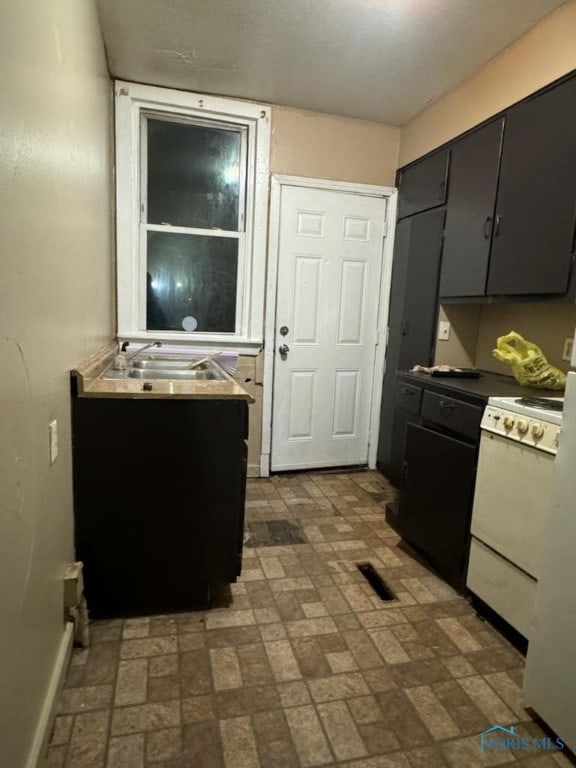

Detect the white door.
[{"left": 271, "top": 185, "right": 387, "bottom": 471}]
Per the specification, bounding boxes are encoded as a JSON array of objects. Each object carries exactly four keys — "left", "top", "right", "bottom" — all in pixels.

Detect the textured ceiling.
[{"left": 97, "top": 0, "right": 568, "bottom": 125}]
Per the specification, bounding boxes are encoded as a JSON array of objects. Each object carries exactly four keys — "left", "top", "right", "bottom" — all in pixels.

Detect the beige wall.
[
  {"left": 271, "top": 106, "right": 400, "bottom": 186},
  {"left": 399, "top": 0, "right": 576, "bottom": 166},
  {"left": 0, "top": 1, "right": 113, "bottom": 765},
  {"left": 434, "top": 305, "right": 481, "bottom": 369},
  {"left": 435, "top": 303, "right": 576, "bottom": 376},
  {"left": 475, "top": 303, "right": 576, "bottom": 376}
]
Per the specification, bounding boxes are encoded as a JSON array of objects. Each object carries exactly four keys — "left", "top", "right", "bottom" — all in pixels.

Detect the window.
[{"left": 115, "top": 82, "right": 270, "bottom": 351}]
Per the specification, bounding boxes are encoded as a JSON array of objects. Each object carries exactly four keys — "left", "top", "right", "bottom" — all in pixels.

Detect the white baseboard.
[{"left": 26, "top": 622, "right": 74, "bottom": 768}]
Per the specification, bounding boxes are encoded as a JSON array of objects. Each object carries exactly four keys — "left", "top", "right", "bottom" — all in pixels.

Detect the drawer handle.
[
  {"left": 439, "top": 400, "right": 455, "bottom": 412},
  {"left": 400, "top": 387, "right": 415, "bottom": 395}
]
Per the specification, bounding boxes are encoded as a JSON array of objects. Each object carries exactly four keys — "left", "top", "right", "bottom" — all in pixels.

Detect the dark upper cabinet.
[
  {"left": 397, "top": 150, "right": 450, "bottom": 219},
  {"left": 399, "top": 209, "right": 446, "bottom": 368},
  {"left": 377, "top": 209, "right": 445, "bottom": 482},
  {"left": 439, "top": 118, "right": 504, "bottom": 298},
  {"left": 487, "top": 76, "right": 576, "bottom": 296}
]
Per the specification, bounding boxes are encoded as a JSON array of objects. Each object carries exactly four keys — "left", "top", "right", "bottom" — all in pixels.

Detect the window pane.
[
  {"left": 147, "top": 231, "right": 238, "bottom": 333},
  {"left": 146, "top": 118, "right": 242, "bottom": 231}
]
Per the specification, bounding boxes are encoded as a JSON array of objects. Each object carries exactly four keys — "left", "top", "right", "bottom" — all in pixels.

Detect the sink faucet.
[{"left": 126, "top": 341, "right": 162, "bottom": 363}]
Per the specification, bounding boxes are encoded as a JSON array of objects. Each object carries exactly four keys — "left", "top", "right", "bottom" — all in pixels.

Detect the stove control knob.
[
  {"left": 517, "top": 419, "right": 529, "bottom": 435},
  {"left": 503, "top": 415, "right": 515, "bottom": 429},
  {"left": 531, "top": 423, "right": 544, "bottom": 439}
]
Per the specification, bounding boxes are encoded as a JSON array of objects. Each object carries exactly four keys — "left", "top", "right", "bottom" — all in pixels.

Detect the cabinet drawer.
[
  {"left": 421, "top": 391, "right": 482, "bottom": 441},
  {"left": 396, "top": 382, "right": 422, "bottom": 415}
]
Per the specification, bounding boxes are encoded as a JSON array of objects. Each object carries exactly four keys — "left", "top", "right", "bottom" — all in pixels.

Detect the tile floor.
[{"left": 47, "top": 471, "right": 573, "bottom": 768}]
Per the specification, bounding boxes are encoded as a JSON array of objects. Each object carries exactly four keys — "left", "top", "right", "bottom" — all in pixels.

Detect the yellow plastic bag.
[{"left": 493, "top": 331, "right": 566, "bottom": 391}]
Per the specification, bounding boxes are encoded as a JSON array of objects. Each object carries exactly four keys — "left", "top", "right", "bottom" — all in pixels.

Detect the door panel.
[
  {"left": 287, "top": 371, "right": 315, "bottom": 439},
  {"left": 293, "top": 256, "right": 322, "bottom": 342},
  {"left": 333, "top": 370, "right": 360, "bottom": 436},
  {"left": 272, "top": 186, "right": 387, "bottom": 471},
  {"left": 338, "top": 260, "right": 367, "bottom": 343}
]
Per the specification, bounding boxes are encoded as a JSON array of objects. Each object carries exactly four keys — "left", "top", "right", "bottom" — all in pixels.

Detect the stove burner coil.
[{"left": 515, "top": 397, "right": 563, "bottom": 412}]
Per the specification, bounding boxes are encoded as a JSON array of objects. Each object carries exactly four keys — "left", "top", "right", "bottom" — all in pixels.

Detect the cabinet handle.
[
  {"left": 483, "top": 216, "right": 493, "bottom": 239},
  {"left": 494, "top": 214, "right": 501, "bottom": 237},
  {"left": 400, "top": 386, "right": 414, "bottom": 395},
  {"left": 401, "top": 460, "right": 408, "bottom": 485},
  {"left": 401, "top": 319, "right": 409, "bottom": 336},
  {"left": 438, "top": 180, "right": 446, "bottom": 202},
  {"left": 439, "top": 400, "right": 455, "bottom": 412}
]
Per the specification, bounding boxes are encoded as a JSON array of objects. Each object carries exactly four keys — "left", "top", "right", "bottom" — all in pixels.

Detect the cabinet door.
[
  {"left": 376, "top": 210, "right": 444, "bottom": 479},
  {"left": 398, "top": 423, "right": 476, "bottom": 588},
  {"left": 72, "top": 397, "right": 248, "bottom": 617},
  {"left": 378, "top": 378, "right": 423, "bottom": 486},
  {"left": 488, "top": 76, "right": 576, "bottom": 295},
  {"left": 398, "top": 150, "right": 449, "bottom": 219},
  {"left": 439, "top": 118, "right": 504, "bottom": 297},
  {"left": 398, "top": 209, "right": 445, "bottom": 369}
]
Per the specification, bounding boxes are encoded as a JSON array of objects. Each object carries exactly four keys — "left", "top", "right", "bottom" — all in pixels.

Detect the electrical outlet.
[
  {"left": 49, "top": 420, "right": 58, "bottom": 464},
  {"left": 438, "top": 320, "right": 451, "bottom": 341},
  {"left": 562, "top": 337, "right": 574, "bottom": 362}
]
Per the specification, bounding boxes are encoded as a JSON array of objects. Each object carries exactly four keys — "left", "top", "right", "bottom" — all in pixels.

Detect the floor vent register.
[{"left": 357, "top": 562, "right": 396, "bottom": 601}]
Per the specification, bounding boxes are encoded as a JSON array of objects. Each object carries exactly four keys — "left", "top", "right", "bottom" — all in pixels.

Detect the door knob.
[{"left": 278, "top": 344, "right": 289, "bottom": 358}]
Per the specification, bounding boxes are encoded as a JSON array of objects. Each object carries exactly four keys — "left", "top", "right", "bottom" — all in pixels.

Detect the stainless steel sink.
[
  {"left": 127, "top": 368, "right": 225, "bottom": 381},
  {"left": 101, "top": 354, "right": 228, "bottom": 381}
]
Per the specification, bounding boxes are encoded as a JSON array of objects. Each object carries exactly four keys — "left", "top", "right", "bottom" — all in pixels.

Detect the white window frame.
[{"left": 115, "top": 81, "right": 271, "bottom": 353}]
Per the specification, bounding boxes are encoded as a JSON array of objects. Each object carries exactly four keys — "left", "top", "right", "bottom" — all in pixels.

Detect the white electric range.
[{"left": 466, "top": 394, "right": 563, "bottom": 637}]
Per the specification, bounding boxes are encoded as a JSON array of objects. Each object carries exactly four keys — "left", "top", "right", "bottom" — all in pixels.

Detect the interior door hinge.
[
  {"left": 382, "top": 221, "right": 388, "bottom": 237},
  {"left": 375, "top": 330, "right": 380, "bottom": 346}
]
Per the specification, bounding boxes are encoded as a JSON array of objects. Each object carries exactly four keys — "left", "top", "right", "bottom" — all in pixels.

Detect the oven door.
[{"left": 470, "top": 430, "right": 555, "bottom": 579}]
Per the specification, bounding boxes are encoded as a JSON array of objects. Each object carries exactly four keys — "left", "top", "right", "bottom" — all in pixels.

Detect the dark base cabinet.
[
  {"left": 384, "top": 375, "right": 491, "bottom": 591},
  {"left": 71, "top": 396, "right": 248, "bottom": 618},
  {"left": 396, "top": 424, "right": 477, "bottom": 589}
]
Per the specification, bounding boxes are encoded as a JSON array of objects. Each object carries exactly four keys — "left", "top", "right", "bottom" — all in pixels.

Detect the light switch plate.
[{"left": 438, "top": 320, "right": 451, "bottom": 341}]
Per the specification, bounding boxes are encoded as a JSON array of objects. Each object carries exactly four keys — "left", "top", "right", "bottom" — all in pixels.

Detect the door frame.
[{"left": 260, "top": 174, "right": 397, "bottom": 476}]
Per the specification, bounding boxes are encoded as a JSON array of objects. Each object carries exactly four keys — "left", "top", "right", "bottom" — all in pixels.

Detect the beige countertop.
[{"left": 71, "top": 343, "right": 254, "bottom": 402}]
